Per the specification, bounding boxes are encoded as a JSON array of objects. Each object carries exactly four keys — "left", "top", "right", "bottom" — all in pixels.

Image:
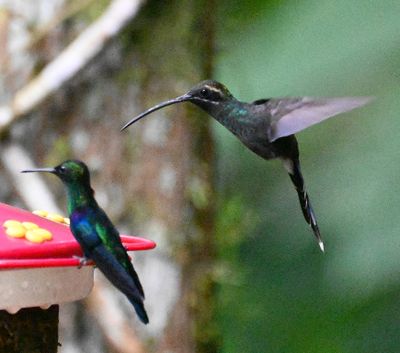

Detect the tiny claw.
[
  {"left": 73, "top": 255, "right": 90, "bottom": 269},
  {"left": 319, "top": 240, "right": 325, "bottom": 253}
]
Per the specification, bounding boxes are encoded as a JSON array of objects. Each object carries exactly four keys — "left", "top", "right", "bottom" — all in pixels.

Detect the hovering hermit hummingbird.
[
  {"left": 122, "top": 80, "right": 372, "bottom": 252},
  {"left": 22, "top": 160, "right": 149, "bottom": 324}
]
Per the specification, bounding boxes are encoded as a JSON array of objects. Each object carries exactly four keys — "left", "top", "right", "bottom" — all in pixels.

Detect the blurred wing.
[{"left": 265, "top": 97, "right": 373, "bottom": 142}]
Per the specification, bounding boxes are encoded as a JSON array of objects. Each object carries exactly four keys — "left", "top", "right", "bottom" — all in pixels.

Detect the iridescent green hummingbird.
[
  {"left": 121, "top": 80, "right": 372, "bottom": 251},
  {"left": 22, "top": 160, "right": 149, "bottom": 324}
]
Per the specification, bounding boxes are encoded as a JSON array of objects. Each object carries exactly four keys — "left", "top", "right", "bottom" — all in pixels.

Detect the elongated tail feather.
[
  {"left": 283, "top": 158, "right": 324, "bottom": 252},
  {"left": 90, "top": 244, "right": 149, "bottom": 324}
]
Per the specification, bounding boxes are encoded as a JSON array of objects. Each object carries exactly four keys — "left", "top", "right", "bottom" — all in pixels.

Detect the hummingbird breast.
[
  {"left": 232, "top": 118, "right": 279, "bottom": 160},
  {"left": 237, "top": 126, "right": 299, "bottom": 161},
  {"left": 239, "top": 133, "right": 278, "bottom": 160},
  {"left": 210, "top": 102, "right": 299, "bottom": 160}
]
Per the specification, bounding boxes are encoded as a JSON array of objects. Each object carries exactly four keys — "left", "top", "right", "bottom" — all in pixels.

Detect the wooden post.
[{"left": 0, "top": 305, "right": 59, "bottom": 353}]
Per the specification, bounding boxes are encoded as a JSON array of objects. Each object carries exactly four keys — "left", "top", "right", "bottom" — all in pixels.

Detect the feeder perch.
[{"left": 0, "top": 202, "right": 156, "bottom": 313}]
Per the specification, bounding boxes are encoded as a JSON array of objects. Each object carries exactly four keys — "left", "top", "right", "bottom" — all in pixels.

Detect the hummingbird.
[
  {"left": 22, "top": 160, "right": 149, "bottom": 324},
  {"left": 121, "top": 80, "right": 372, "bottom": 252}
]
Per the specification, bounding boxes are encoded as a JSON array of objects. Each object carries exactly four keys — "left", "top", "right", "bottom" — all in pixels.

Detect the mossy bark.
[{"left": 126, "top": 1, "right": 220, "bottom": 352}]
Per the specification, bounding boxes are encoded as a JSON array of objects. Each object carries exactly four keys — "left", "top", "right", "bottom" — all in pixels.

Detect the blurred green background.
[{"left": 214, "top": 1, "right": 400, "bottom": 352}]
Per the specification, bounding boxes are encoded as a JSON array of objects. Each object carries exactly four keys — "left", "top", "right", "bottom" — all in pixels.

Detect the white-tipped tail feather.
[
  {"left": 283, "top": 157, "right": 325, "bottom": 252},
  {"left": 319, "top": 240, "right": 325, "bottom": 253}
]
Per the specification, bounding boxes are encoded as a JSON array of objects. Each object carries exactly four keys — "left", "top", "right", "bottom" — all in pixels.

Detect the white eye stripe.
[{"left": 204, "top": 85, "right": 223, "bottom": 94}]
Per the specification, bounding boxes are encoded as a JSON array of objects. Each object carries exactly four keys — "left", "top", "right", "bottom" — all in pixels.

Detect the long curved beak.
[
  {"left": 21, "top": 167, "right": 56, "bottom": 174},
  {"left": 121, "top": 94, "right": 191, "bottom": 131}
]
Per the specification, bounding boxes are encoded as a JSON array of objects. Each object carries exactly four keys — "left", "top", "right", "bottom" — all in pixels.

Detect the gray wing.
[{"left": 261, "top": 97, "right": 373, "bottom": 142}]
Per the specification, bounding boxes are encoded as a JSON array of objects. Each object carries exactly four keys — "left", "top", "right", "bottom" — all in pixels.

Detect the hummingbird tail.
[
  {"left": 90, "top": 245, "right": 149, "bottom": 324},
  {"left": 283, "top": 158, "right": 324, "bottom": 252},
  {"left": 127, "top": 296, "right": 149, "bottom": 324}
]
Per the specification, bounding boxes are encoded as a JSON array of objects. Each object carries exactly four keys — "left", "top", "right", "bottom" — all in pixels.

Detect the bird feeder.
[{"left": 0, "top": 202, "right": 155, "bottom": 352}]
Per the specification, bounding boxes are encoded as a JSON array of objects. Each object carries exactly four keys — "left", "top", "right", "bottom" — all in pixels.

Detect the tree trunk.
[
  {"left": 0, "top": 306, "right": 59, "bottom": 353},
  {"left": 121, "top": 1, "right": 219, "bottom": 352}
]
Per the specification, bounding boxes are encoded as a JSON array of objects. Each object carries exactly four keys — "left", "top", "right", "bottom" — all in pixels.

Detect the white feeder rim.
[{"left": 0, "top": 266, "right": 94, "bottom": 313}]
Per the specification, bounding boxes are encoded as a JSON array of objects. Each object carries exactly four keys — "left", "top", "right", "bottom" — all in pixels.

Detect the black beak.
[
  {"left": 121, "top": 94, "right": 191, "bottom": 131},
  {"left": 21, "top": 167, "right": 56, "bottom": 174}
]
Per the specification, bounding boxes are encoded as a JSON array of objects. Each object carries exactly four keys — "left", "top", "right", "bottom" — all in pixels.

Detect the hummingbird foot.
[{"left": 73, "top": 255, "right": 90, "bottom": 269}]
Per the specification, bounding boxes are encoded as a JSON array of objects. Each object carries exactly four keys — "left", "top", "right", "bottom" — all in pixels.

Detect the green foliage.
[{"left": 215, "top": 0, "right": 400, "bottom": 352}]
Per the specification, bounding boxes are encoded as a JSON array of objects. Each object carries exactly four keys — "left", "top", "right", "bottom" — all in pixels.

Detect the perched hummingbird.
[
  {"left": 122, "top": 80, "right": 372, "bottom": 251},
  {"left": 22, "top": 160, "right": 149, "bottom": 324}
]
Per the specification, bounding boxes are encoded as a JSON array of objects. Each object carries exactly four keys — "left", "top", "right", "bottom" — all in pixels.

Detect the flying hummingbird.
[
  {"left": 22, "top": 160, "right": 149, "bottom": 324},
  {"left": 121, "top": 80, "right": 372, "bottom": 252}
]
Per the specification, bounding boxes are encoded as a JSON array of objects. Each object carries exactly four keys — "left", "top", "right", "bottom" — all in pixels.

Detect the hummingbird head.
[
  {"left": 121, "top": 80, "right": 235, "bottom": 130},
  {"left": 22, "top": 160, "right": 91, "bottom": 187},
  {"left": 186, "top": 80, "right": 234, "bottom": 103}
]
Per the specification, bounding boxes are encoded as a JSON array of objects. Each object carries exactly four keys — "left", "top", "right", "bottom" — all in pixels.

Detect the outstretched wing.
[{"left": 259, "top": 96, "right": 372, "bottom": 142}]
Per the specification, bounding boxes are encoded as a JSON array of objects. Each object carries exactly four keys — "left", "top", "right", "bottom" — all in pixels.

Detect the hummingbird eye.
[
  {"left": 199, "top": 87, "right": 222, "bottom": 102},
  {"left": 58, "top": 165, "right": 67, "bottom": 173},
  {"left": 200, "top": 88, "right": 209, "bottom": 98}
]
